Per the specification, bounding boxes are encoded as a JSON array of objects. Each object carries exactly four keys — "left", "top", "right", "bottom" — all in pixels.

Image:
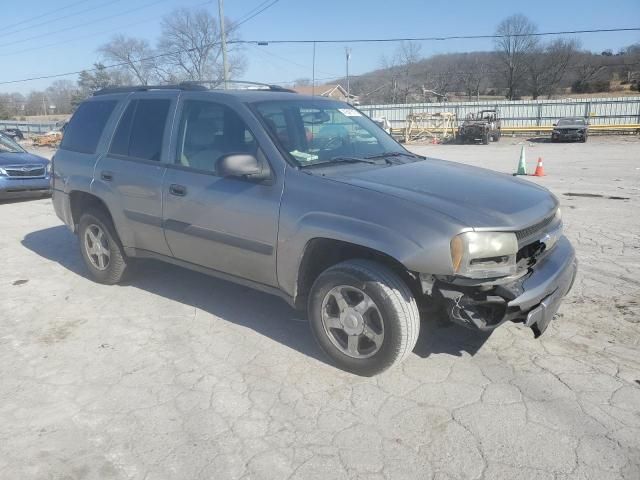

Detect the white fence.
[{"left": 359, "top": 96, "right": 640, "bottom": 129}]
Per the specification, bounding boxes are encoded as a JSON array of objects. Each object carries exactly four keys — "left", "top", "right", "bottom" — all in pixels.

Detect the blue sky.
[{"left": 1, "top": 0, "right": 639, "bottom": 94}]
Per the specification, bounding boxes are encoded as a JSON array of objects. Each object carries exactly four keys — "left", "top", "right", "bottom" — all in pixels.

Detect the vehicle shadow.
[
  {"left": 22, "top": 225, "right": 491, "bottom": 365},
  {"left": 526, "top": 136, "right": 551, "bottom": 143},
  {"left": 0, "top": 194, "right": 51, "bottom": 206}
]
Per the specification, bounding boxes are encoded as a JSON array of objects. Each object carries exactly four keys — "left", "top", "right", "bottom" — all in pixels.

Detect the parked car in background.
[
  {"left": 0, "top": 132, "right": 51, "bottom": 200},
  {"left": 551, "top": 117, "right": 589, "bottom": 142},
  {"left": 2, "top": 128, "right": 25, "bottom": 141},
  {"left": 52, "top": 84, "right": 577, "bottom": 376},
  {"left": 457, "top": 109, "right": 501, "bottom": 144}
]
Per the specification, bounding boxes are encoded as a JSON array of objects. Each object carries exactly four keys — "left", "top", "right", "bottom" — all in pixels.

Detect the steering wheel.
[{"left": 318, "top": 135, "right": 346, "bottom": 150}]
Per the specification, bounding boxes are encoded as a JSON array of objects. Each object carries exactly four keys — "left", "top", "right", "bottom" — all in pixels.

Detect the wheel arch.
[
  {"left": 292, "top": 237, "right": 421, "bottom": 310},
  {"left": 68, "top": 190, "right": 115, "bottom": 232}
]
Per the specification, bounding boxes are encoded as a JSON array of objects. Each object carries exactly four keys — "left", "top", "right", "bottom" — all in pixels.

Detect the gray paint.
[{"left": 53, "top": 88, "right": 574, "bottom": 312}]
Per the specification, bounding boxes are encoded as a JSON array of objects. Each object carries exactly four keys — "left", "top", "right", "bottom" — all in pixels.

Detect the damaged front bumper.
[{"left": 429, "top": 236, "right": 577, "bottom": 337}]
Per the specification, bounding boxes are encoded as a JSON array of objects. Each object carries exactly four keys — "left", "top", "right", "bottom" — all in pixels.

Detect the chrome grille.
[
  {"left": 516, "top": 214, "right": 555, "bottom": 242},
  {"left": 3, "top": 165, "right": 46, "bottom": 178}
]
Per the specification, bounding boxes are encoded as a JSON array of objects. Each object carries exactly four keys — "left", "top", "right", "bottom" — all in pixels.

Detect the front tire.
[
  {"left": 78, "top": 209, "right": 128, "bottom": 284},
  {"left": 308, "top": 259, "right": 420, "bottom": 376}
]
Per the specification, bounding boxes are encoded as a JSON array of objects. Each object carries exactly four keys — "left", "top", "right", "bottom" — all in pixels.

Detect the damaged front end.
[{"left": 421, "top": 219, "right": 577, "bottom": 337}]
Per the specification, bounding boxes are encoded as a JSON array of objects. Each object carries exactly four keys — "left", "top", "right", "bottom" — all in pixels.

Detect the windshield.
[
  {"left": 557, "top": 118, "right": 585, "bottom": 126},
  {"left": 0, "top": 133, "right": 25, "bottom": 153},
  {"left": 252, "top": 99, "right": 407, "bottom": 167}
]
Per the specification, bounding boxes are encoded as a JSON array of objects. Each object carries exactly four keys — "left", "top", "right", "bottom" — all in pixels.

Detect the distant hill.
[{"left": 324, "top": 46, "right": 640, "bottom": 105}]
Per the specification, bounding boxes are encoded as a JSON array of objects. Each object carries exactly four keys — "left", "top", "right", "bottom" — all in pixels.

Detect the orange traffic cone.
[{"left": 532, "top": 157, "right": 545, "bottom": 176}]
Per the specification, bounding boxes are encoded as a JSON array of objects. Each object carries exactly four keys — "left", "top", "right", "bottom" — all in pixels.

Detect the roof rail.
[
  {"left": 179, "top": 80, "right": 297, "bottom": 93},
  {"left": 93, "top": 84, "right": 207, "bottom": 96},
  {"left": 93, "top": 80, "right": 297, "bottom": 97}
]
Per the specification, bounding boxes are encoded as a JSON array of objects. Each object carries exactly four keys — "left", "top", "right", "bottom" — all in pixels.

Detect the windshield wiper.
[
  {"left": 300, "top": 156, "right": 382, "bottom": 168},
  {"left": 365, "top": 151, "right": 424, "bottom": 161}
]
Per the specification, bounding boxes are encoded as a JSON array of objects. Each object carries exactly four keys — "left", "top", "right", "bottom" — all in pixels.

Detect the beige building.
[{"left": 292, "top": 84, "right": 358, "bottom": 103}]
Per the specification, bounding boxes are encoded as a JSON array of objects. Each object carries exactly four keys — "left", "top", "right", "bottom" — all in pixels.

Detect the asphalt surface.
[{"left": 1, "top": 136, "right": 639, "bottom": 479}]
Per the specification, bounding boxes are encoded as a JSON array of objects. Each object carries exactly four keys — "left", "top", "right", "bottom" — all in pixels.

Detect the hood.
[
  {"left": 326, "top": 158, "right": 558, "bottom": 229},
  {"left": 555, "top": 123, "right": 587, "bottom": 130},
  {"left": 0, "top": 152, "right": 49, "bottom": 167}
]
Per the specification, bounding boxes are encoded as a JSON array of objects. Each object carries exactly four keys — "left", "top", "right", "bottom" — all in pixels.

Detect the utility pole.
[
  {"left": 345, "top": 47, "right": 351, "bottom": 104},
  {"left": 217, "top": 0, "right": 229, "bottom": 89},
  {"left": 312, "top": 42, "right": 316, "bottom": 96}
]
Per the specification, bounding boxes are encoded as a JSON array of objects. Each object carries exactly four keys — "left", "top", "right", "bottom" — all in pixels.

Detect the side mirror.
[
  {"left": 552, "top": 123, "right": 557, "bottom": 126},
  {"left": 216, "top": 154, "right": 269, "bottom": 181}
]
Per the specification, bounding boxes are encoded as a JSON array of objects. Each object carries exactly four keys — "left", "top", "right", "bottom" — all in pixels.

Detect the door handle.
[
  {"left": 100, "top": 171, "right": 114, "bottom": 181},
  {"left": 169, "top": 184, "right": 187, "bottom": 196}
]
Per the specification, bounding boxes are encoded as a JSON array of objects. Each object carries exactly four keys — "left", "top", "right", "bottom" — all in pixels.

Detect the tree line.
[
  {"left": 345, "top": 14, "right": 640, "bottom": 104},
  {"left": 2, "top": 12, "right": 639, "bottom": 119},
  {"left": 0, "top": 7, "right": 245, "bottom": 119}
]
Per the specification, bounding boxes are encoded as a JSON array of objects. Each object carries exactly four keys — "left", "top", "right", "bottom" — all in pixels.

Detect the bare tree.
[
  {"left": 157, "top": 7, "right": 245, "bottom": 83},
  {"left": 379, "top": 41, "right": 422, "bottom": 103},
  {"left": 458, "top": 54, "right": 490, "bottom": 100},
  {"left": 526, "top": 39, "right": 580, "bottom": 99},
  {"left": 494, "top": 14, "right": 538, "bottom": 99},
  {"left": 420, "top": 54, "right": 460, "bottom": 101},
  {"left": 45, "top": 79, "right": 78, "bottom": 114},
  {"left": 98, "top": 35, "right": 156, "bottom": 85},
  {"left": 570, "top": 52, "right": 608, "bottom": 93}
]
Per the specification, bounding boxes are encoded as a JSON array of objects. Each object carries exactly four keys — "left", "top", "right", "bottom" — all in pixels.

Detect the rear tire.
[
  {"left": 308, "top": 259, "right": 420, "bottom": 376},
  {"left": 78, "top": 209, "right": 128, "bottom": 284}
]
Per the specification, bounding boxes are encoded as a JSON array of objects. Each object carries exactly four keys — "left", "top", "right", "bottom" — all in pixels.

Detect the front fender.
[{"left": 277, "top": 211, "right": 424, "bottom": 297}]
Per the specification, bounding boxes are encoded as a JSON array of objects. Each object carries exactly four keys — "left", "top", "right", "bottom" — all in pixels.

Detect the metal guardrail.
[{"left": 0, "top": 120, "right": 58, "bottom": 135}]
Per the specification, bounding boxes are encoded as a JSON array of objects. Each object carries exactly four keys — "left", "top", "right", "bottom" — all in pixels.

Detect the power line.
[
  {"left": 1, "top": 28, "right": 639, "bottom": 86},
  {"left": 0, "top": 0, "right": 212, "bottom": 58},
  {"left": 232, "top": 0, "right": 280, "bottom": 29},
  {"left": 236, "top": 27, "right": 640, "bottom": 45},
  {"left": 0, "top": 0, "right": 123, "bottom": 39},
  {"left": 0, "top": 0, "right": 279, "bottom": 86},
  {"left": 0, "top": 0, "right": 171, "bottom": 49},
  {"left": 247, "top": 43, "right": 338, "bottom": 78},
  {"left": 0, "top": 0, "right": 94, "bottom": 30}
]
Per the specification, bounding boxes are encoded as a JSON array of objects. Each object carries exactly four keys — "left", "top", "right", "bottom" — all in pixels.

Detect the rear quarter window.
[{"left": 60, "top": 100, "right": 117, "bottom": 154}]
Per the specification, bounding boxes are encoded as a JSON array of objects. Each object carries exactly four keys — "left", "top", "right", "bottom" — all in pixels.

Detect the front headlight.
[
  {"left": 45, "top": 162, "right": 52, "bottom": 175},
  {"left": 0, "top": 167, "right": 6, "bottom": 177},
  {"left": 450, "top": 231, "right": 518, "bottom": 279}
]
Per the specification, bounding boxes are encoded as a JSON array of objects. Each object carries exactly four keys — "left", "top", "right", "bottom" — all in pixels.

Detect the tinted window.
[
  {"left": 109, "top": 100, "right": 136, "bottom": 156},
  {"left": 61, "top": 100, "right": 116, "bottom": 154},
  {"left": 175, "top": 100, "right": 257, "bottom": 173},
  {"left": 109, "top": 99, "right": 171, "bottom": 161}
]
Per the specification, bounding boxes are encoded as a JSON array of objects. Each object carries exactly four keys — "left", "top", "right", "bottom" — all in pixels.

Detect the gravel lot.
[{"left": 1, "top": 136, "right": 639, "bottom": 480}]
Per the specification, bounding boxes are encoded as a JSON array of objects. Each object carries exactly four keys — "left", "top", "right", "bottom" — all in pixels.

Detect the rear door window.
[
  {"left": 60, "top": 100, "right": 117, "bottom": 154},
  {"left": 109, "top": 99, "right": 171, "bottom": 161}
]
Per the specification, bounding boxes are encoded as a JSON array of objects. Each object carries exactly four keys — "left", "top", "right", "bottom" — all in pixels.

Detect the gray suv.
[{"left": 52, "top": 83, "right": 577, "bottom": 376}]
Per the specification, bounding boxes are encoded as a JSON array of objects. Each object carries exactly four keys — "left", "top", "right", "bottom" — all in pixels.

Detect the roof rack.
[
  {"left": 179, "top": 80, "right": 297, "bottom": 93},
  {"left": 93, "top": 80, "right": 297, "bottom": 97},
  {"left": 93, "top": 84, "right": 208, "bottom": 96}
]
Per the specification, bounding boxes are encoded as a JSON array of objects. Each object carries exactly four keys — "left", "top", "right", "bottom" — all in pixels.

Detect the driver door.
[{"left": 162, "top": 95, "right": 282, "bottom": 287}]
